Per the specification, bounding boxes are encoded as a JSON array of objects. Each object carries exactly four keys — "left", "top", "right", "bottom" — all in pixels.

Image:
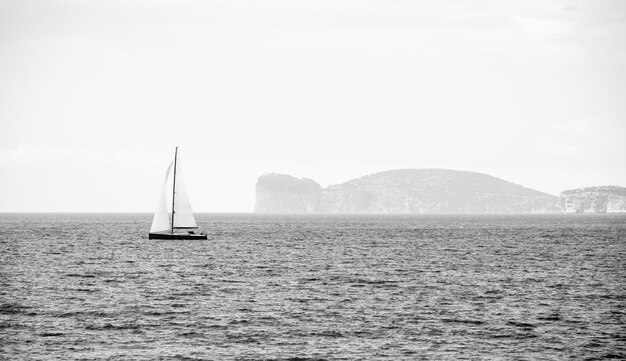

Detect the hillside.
[{"left": 255, "top": 169, "right": 560, "bottom": 214}]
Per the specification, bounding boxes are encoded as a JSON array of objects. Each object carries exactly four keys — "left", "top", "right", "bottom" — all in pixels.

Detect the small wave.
[
  {"left": 602, "top": 353, "right": 626, "bottom": 359},
  {"left": 483, "top": 289, "right": 502, "bottom": 294},
  {"left": 547, "top": 283, "right": 567, "bottom": 289},
  {"left": 539, "top": 233, "right": 557, "bottom": 238},
  {"left": 142, "top": 310, "right": 185, "bottom": 316},
  {"left": 0, "top": 303, "right": 30, "bottom": 315},
  {"left": 178, "top": 331, "right": 205, "bottom": 338},
  {"left": 226, "top": 335, "right": 261, "bottom": 344},
  {"left": 65, "top": 273, "right": 96, "bottom": 278},
  {"left": 204, "top": 324, "right": 228, "bottom": 330},
  {"left": 39, "top": 332, "right": 64, "bottom": 337},
  {"left": 73, "top": 288, "right": 97, "bottom": 293},
  {"left": 311, "top": 330, "right": 344, "bottom": 338},
  {"left": 89, "top": 311, "right": 114, "bottom": 318},
  {"left": 170, "top": 356, "right": 209, "bottom": 361},
  {"left": 442, "top": 318, "right": 485, "bottom": 325},
  {"left": 584, "top": 340, "right": 604, "bottom": 348},
  {"left": 352, "top": 330, "right": 373, "bottom": 337},
  {"left": 491, "top": 333, "right": 515, "bottom": 339},
  {"left": 0, "top": 322, "right": 26, "bottom": 329},
  {"left": 583, "top": 353, "right": 626, "bottom": 361},
  {"left": 537, "top": 314, "right": 561, "bottom": 321},
  {"left": 346, "top": 278, "right": 399, "bottom": 286},
  {"left": 228, "top": 319, "right": 250, "bottom": 325},
  {"left": 349, "top": 284, "right": 366, "bottom": 288},
  {"left": 55, "top": 311, "right": 82, "bottom": 318},
  {"left": 244, "top": 357, "right": 328, "bottom": 361},
  {"left": 507, "top": 321, "right": 536, "bottom": 329},
  {"left": 85, "top": 322, "right": 141, "bottom": 330}
]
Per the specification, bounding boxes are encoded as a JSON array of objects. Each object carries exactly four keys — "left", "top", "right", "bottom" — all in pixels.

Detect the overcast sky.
[{"left": 1, "top": 0, "right": 625, "bottom": 212}]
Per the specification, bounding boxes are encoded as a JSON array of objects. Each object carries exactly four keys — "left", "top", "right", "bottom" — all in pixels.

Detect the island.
[
  {"left": 560, "top": 186, "right": 626, "bottom": 213},
  {"left": 255, "top": 169, "right": 561, "bottom": 214}
]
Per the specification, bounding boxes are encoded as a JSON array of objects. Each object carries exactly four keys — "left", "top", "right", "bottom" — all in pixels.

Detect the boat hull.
[{"left": 148, "top": 232, "right": 208, "bottom": 240}]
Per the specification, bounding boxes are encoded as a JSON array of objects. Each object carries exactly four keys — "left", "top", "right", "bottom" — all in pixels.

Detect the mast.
[{"left": 171, "top": 146, "right": 178, "bottom": 234}]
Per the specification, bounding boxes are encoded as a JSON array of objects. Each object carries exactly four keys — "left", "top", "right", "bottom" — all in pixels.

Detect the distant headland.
[{"left": 255, "top": 169, "right": 626, "bottom": 214}]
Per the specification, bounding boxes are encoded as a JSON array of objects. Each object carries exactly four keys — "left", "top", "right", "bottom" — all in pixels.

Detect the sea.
[{"left": 1, "top": 213, "right": 624, "bottom": 360}]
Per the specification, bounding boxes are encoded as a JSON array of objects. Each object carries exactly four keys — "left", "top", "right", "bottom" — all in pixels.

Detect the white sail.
[
  {"left": 148, "top": 147, "right": 205, "bottom": 240},
  {"left": 150, "top": 160, "right": 174, "bottom": 233},
  {"left": 172, "top": 153, "right": 198, "bottom": 229}
]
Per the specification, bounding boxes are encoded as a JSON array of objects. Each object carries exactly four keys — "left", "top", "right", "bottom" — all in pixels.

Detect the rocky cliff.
[
  {"left": 255, "top": 169, "right": 560, "bottom": 214},
  {"left": 559, "top": 186, "right": 626, "bottom": 213}
]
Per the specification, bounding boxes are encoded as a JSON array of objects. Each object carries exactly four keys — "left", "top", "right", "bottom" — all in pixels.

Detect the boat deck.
[{"left": 148, "top": 232, "right": 208, "bottom": 240}]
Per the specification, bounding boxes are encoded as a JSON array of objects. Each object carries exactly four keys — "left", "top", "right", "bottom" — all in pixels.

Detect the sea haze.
[{"left": 1, "top": 213, "right": 624, "bottom": 360}]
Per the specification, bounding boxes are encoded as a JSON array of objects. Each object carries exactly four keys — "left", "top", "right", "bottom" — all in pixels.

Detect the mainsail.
[
  {"left": 149, "top": 148, "right": 198, "bottom": 233},
  {"left": 171, "top": 152, "right": 198, "bottom": 229}
]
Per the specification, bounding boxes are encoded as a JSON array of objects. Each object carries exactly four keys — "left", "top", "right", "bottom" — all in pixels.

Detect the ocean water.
[{"left": 0, "top": 213, "right": 624, "bottom": 360}]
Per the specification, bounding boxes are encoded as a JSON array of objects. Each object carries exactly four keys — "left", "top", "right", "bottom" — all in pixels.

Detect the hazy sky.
[{"left": 1, "top": 0, "right": 625, "bottom": 212}]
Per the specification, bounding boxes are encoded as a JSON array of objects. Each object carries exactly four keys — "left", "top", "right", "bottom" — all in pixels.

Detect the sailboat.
[{"left": 148, "top": 147, "right": 208, "bottom": 240}]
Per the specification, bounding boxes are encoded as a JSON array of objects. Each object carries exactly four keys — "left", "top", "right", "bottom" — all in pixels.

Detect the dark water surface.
[{"left": 1, "top": 213, "right": 624, "bottom": 360}]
